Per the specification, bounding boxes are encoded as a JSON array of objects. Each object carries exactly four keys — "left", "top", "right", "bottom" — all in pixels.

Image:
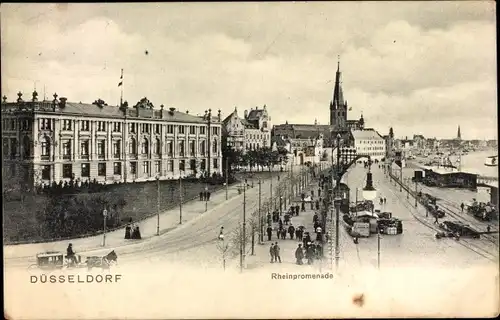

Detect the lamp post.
[
  {"left": 414, "top": 178, "right": 418, "bottom": 208},
  {"left": 179, "top": 176, "right": 183, "bottom": 224},
  {"left": 240, "top": 182, "right": 247, "bottom": 272},
  {"left": 156, "top": 174, "right": 160, "bottom": 236},
  {"left": 258, "top": 178, "right": 263, "bottom": 243},
  {"left": 102, "top": 208, "right": 108, "bottom": 246},
  {"left": 217, "top": 230, "right": 227, "bottom": 270},
  {"left": 225, "top": 157, "right": 229, "bottom": 200},
  {"left": 362, "top": 163, "right": 378, "bottom": 269},
  {"left": 204, "top": 185, "right": 209, "bottom": 212}
]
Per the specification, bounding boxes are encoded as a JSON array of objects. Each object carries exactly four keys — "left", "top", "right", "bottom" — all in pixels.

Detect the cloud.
[{"left": 1, "top": 2, "right": 497, "bottom": 139}]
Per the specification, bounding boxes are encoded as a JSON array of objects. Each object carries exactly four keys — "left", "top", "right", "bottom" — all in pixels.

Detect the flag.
[{"left": 118, "top": 69, "right": 123, "bottom": 87}]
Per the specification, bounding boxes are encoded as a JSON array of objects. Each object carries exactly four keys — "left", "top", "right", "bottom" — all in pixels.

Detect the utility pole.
[
  {"left": 377, "top": 226, "right": 381, "bottom": 269},
  {"left": 400, "top": 167, "right": 403, "bottom": 192},
  {"left": 156, "top": 176, "right": 160, "bottom": 236},
  {"left": 334, "top": 134, "right": 341, "bottom": 272},
  {"left": 225, "top": 157, "right": 229, "bottom": 200},
  {"left": 270, "top": 168, "right": 273, "bottom": 210},
  {"left": 241, "top": 182, "right": 247, "bottom": 272},
  {"left": 258, "top": 178, "right": 263, "bottom": 243},
  {"left": 415, "top": 179, "right": 418, "bottom": 208},
  {"left": 179, "top": 176, "right": 183, "bottom": 224}
]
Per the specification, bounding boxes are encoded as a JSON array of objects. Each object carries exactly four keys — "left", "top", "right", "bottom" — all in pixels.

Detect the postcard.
[{"left": 2, "top": 2, "right": 498, "bottom": 319}]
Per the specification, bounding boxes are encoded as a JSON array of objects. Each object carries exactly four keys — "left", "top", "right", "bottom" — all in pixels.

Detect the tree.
[{"left": 222, "top": 145, "right": 244, "bottom": 176}]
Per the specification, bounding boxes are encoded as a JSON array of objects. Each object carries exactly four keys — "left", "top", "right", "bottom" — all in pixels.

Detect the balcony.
[
  {"left": 41, "top": 155, "right": 50, "bottom": 161},
  {"left": 62, "top": 154, "right": 71, "bottom": 160},
  {"left": 80, "top": 154, "right": 90, "bottom": 160},
  {"left": 97, "top": 154, "right": 105, "bottom": 160}
]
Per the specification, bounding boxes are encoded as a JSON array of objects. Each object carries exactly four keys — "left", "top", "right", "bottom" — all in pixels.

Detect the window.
[
  {"left": 40, "top": 119, "right": 52, "bottom": 130},
  {"left": 212, "top": 140, "right": 218, "bottom": 153},
  {"left": 129, "top": 123, "right": 136, "bottom": 133},
  {"left": 167, "top": 160, "right": 174, "bottom": 172},
  {"left": 199, "top": 126, "right": 206, "bottom": 135},
  {"left": 80, "top": 120, "right": 89, "bottom": 131},
  {"left": 179, "top": 160, "right": 185, "bottom": 171},
  {"left": 143, "top": 161, "right": 149, "bottom": 175},
  {"left": 178, "top": 140, "right": 185, "bottom": 157},
  {"left": 178, "top": 126, "right": 185, "bottom": 134},
  {"left": 155, "top": 124, "right": 161, "bottom": 134},
  {"left": 114, "top": 162, "right": 122, "bottom": 175},
  {"left": 130, "top": 162, "right": 137, "bottom": 174},
  {"left": 155, "top": 161, "right": 161, "bottom": 173},
  {"left": 200, "top": 141, "right": 206, "bottom": 156},
  {"left": 189, "top": 126, "right": 196, "bottom": 134},
  {"left": 212, "top": 127, "right": 218, "bottom": 135},
  {"left": 10, "top": 119, "right": 16, "bottom": 131},
  {"left": 62, "top": 140, "right": 71, "bottom": 159},
  {"left": 81, "top": 163, "right": 90, "bottom": 177},
  {"left": 167, "top": 125, "right": 174, "bottom": 134},
  {"left": 2, "top": 138, "right": 9, "bottom": 157},
  {"left": 113, "top": 122, "right": 121, "bottom": 132},
  {"left": 98, "top": 163, "right": 106, "bottom": 176},
  {"left": 97, "top": 121, "right": 106, "bottom": 132},
  {"left": 167, "top": 141, "right": 173, "bottom": 156},
  {"left": 190, "top": 159, "right": 196, "bottom": 170},
  {"left": 80, "top": 140, "right": 89, "bottom": 157},
  {"left": 200, "top": 159, "right": 206, "bottom": 170},
  {"left": 141, "top": 124, "right": 150, "bottom": 133},
  {"left": 213, "top": 159, "right": 219, "bottom": 169},
  {"left": 21, "top": 119, "right": 31, "bottom": 131},
  {"left": 62, "top": 164, "right": 72, "bottom": 178},
  {"left": 189, "top": 141, "right": 195, "bottom": 156},
  {"left": 62, "top": 120, "right": 72, "bottom": 130},
  {"left": 154, "top": 138, "right": 161, "bottom": 155},
  {"left": 113, "top": 140, "right": 121, "bottom": 158},
  {"left": 141, "top": 138, "right": 149, "bottom": 154},
  {"left": 41, "top": 165, "right": 51, "bottom": 180},
  {"left": 23, "top": 136, "right": 31, "bottom": 158},
  {"left": 41, "top": 137, "right": 50, "bottom": 159},
  {"left": 97, "top": 140, "right": 106, "bottom": 158},
  {"left": 129, "top": 138, "right": 137, "bottom": 154}
]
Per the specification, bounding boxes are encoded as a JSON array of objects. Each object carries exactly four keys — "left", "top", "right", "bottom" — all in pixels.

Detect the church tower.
[{"left": 329, "top": 59, "right": 348, "bottom": 129}]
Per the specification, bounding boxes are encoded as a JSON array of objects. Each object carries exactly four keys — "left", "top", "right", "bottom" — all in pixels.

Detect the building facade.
[
  {"left": 222, "top": 105, "right": 271, "bottom": 153},
  {"left": 351, "top": 129, "right": 386, "bottom": 161},
  {"left": 1, "top": 92, "right": 223, "bottom": 190}
]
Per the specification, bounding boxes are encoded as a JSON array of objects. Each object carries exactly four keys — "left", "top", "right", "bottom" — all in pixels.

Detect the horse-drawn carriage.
[
  {"left": 436, "top": 221, "right": 481, "bottom": 239},
  {"left": 28, "top": 250, "right": 118, "bottom": 272},
  {"left": 466, "top": 202, "right": 496, "bottom": 221}
]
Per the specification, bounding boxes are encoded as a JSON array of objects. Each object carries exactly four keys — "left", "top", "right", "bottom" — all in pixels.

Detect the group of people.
[
  {"left": 124, "top": 224, "right": 142, "bottom": 239},
  {"left": 199, "top": 190, "right": 212, "bottom": 201},
  {"left": 294, "top": 241, "right": 324, "bottom": 265}
]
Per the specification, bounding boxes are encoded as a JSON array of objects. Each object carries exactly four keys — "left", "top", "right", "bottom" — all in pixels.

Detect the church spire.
[
  {"left": 332, "top": 55, "right": 344, "bottom": 108},
  {"left": 457, "top": 125, "right": 461, "bottom": 140}
]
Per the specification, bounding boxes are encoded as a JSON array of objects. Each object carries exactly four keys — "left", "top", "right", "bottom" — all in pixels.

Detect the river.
[{"left": 449, "top": 150, "right": 498, "bottom": 178}]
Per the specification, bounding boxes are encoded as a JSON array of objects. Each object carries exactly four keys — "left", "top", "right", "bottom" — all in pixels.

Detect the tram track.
[{"left": 389, "top": 173, "right": 498, "bottom": 262}]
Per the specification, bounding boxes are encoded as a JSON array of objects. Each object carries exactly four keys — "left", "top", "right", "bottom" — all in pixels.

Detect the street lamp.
[
  {"left": 156, "top": 174, "right": 160, "bottom": 236},
  {"left": 217, "top": 229, "right": 228, "bottom": 270},
  {"left": 204, "top": 185, "right": 209, "bottom": 212},
  {"left": 362, "top": 165, "right": 380, "bottom": 269},
  {"left": 102, "top": 208, "right": 108, "bottom": 246}
]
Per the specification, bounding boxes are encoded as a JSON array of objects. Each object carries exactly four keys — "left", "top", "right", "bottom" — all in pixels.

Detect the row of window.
[
  {"left": 3, "top": 119, "right": 32, "bottom": 131},
  {"left": 39, "top": 138, "right": 217, "bottom": 159},
  {"left": 356, "top": 146, "right": 385, "bottom": 151},
  {"left": 37, "top": 118, "right": 220, "bottom": 135},
  {"left": 357, "top": 140, "right": 384, "bottom": 145},
  {"left": 39, "top": 159, "right": 219, "bottom": 180},
  {"left": 245, "top": 133, "right": 268, "bottom": 140}
]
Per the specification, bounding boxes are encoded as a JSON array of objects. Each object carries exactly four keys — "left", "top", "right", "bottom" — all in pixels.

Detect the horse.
[{"left": 86, "top": 250, "right": 118, "bottom": 271}]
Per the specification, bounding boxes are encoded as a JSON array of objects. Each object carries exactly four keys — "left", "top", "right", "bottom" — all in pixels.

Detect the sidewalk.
[
  {"left": 4, "top": 165, "right": 309, "bottom": 260},
  {"left": 244, "top": 180, "right": 330, "bottom": 272}
]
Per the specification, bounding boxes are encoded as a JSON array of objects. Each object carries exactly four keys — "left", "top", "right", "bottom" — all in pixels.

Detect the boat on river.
[{"left": 484, "top": 156, "right": 498, "bottom": 167}]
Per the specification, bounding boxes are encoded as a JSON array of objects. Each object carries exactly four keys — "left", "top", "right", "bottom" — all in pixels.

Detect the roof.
[
  {"left": 2, "top": 100, "right": 220, "bottom": 124},
  {"left": 351, "top": 129, "right": 384, "bottom": 140},
  {"left": 246, "top": 109, "right": 264, "bottom": 121}
]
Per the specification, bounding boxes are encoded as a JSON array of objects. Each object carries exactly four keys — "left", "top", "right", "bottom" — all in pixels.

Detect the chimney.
[
  {"left": 52, "top": 93, "right": 58, "bottom": 111},
  {"left": 32, "top": 90, "right": 38, "bottom": 102},
  {"left": 160, "top": 104, "right": 164, "bottom": 118},
  {"left": 59, "top": 97, "right": 67, "bottom": 108},
  {"left": 169, "top": 107, "right": 175, "bottom": 116},
  {"left": 204, "top": 110, "right": 208, "bottom": 120},
  {"left": 2, "top": 95, "right": 7, "bottom": 103},
  {"left": 244, "top": 110, "right": 248, "bottom": 119}
]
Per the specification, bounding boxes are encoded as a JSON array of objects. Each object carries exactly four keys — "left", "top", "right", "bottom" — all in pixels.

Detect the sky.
[{"left": 1, "top": 2, "right": 497, "bottom": 140}]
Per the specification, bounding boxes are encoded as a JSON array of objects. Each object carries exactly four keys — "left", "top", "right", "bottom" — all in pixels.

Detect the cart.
[{"left": 27, "top": 251, "right": 86, "bottom": 272}]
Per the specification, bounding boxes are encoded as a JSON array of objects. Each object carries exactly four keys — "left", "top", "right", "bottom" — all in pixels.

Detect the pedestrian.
[
  {"left": 207, "top": 192, "right": 211, "bottom": 201},
  {"left": 306, "top": 243, "right": 314, "bottom": 265},
  {"left": 313, "top": 213, "right": 319, "bottom": 224},
  {"left": 199, "top": 191, "right": 203, "bottom": 201},
  {"left": 274, "top": 242, "right": 282, "bottom": 263},
  {"left": 315, "top": 200, "right": 320, "bottom": 210},
  {"left": 269, "top": 244, "right": 275, "bottom": 263},
  {"left": 487, "top": 225, "right": 491, "bottom": 233},
  {"left": 383, "top": 198, "right": 387, "bottom": 204},
  {"left": 460, "top": 203, "right": 465, "bottom": 212},
  {"left": 295, "top": 228, "right": 301, "bottom": 240},
  {"left": 295, "top": 244, "right": 304, "bottom": 265},
  {"left": 318, "top": 188, "right": 321, "bottom": 197},
  {"left": 288, "top": 224, "right": 295, "bottom": 240},
  {"left": 284, "top": 213, "right": 290, "bottom": 225},
  {"left": 301, "top": 201, "right": 306, "bottom": 212},
  {"left": 266, "top": 225, "right": 273, "bottom": 241},
  {"left": 434, "top": 215, "right": 439, "bottom": 225},
  {"left": 295, "top": 205, "right": 300, "bottom": 216},
  {"left": 267, "top": 213, "right": 272, "bottom": 226},
  {"left": 124, "top": 225, "right": 131, "bottom": 239},
  {"left": 278, "top": 218, "right": 283, "bottom": 230},
  {"left": 310, "top": 201, "right": 314, "bottom": 210},
  {"left": 281, "top": 228, "right": 287, "bottom": 240}
]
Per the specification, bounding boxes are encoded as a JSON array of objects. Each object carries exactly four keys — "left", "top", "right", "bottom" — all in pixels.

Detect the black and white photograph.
[{"left": 2, "top": 2, "right": 498, "bottom": 319}]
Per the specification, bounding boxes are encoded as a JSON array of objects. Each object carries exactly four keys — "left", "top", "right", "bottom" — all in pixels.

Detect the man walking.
[
  {"left": 295, "top": 243, "right": 304, "bottom": 265},
  {"left": 274, "top": 242, "right": 282, "bottom": 263},
  {"left": 269, "top": 243, "right": 275, "bottom": 263},
  {"left": 288, "top": 224, "right": 295, "bottom": 240},
  {"left": 266, "top": 225, "right": 273, "bottom": 241},
  {"left": 460, "top": 202, "right": 465, "bottom": 212}
]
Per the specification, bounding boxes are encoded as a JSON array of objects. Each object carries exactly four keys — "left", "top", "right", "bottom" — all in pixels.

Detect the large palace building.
[{"left": 1, "top": 91, "right": 222, "bottom": 190}]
